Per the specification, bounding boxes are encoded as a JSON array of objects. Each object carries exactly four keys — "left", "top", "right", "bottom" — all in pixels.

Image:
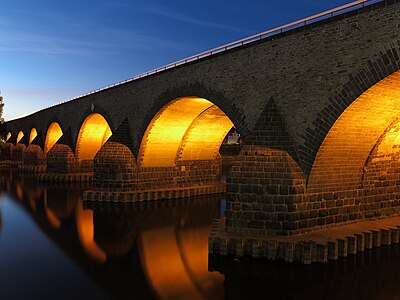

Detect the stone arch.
[
  {"left": 16, "top": 130, "right": 24, "bottom": 144},
  {"left": 75, "top": 113, "right": 112, "bottom": 161},
  {"left": 308, "top": 70, "right": 400, "bottom": 193},
  {"left": 44, "top": 122, "right": 63, "bottom": 154},
  {"left": 29, "top": 128, "right": 37, "bottom": 144},
  {"left": 136, "top": 82, "right": 249, "bottom": 157},
  {"left": 74, "top": 104, "right": 117, "bottom": 149},
  {"left": 1, "top": 142, "right": 14, "bottom": 160},
  {"left": 300, "top": 41, "right": 400, "bottom": 178},
  {"left": 138, "top": 96, "right": 233, "bottom": 167}
]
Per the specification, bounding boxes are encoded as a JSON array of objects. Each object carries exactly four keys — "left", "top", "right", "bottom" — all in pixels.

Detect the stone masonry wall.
[
  {"left": 46, "top": 144, "right": 78, "bottom": 173},
  {"left": 226, "top": 146, "right": 306, "bottom": 235},
  {"left": 23, "top": 144, "right": 46, "bottom": 166},
  {"left": 1, "top": 143, "right": 14, "bottom": 161},
  {"left": 136, "top": 157, "right": 222, "bottom": 191},
  {"left": 93, "top": 140, "right": 137, "bottom": 191},
  {"left": 12, "top": 144, "right": 26, "bottom": 162}
]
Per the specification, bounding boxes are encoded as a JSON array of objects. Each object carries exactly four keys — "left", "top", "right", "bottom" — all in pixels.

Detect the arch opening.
[
  {"left": 139, "top": 97, "right": 234, "bottom": 167},
  {"left": 5, "top": 132, "right": 11, "bottom": 142},
  {"left": 29, "top": 128, "right": 37, "bottom": 144},
  {"left": 44, "top": 122, "right": 63, "bottom": 154},
  {"left": 16, "top": 131, "right": 24, "bottom": 144},
  {"left": 308, "top": 70, "right": 400, "bottom": 193},
  {"left": 76, "top": 114, "right": 112, "bottom": 161}
]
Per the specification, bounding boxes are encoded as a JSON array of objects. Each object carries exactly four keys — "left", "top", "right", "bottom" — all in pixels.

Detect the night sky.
[{"left": 1, "top": 0, "right": 353, "bottom": 120}]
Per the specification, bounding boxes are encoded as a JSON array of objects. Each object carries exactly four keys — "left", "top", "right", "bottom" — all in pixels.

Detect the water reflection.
[
  {"left": 1, "top": 171, "right": 224, "bottom": 299},
  {"left": 4, "top": 171, "right": 400, "bottom": 300},
  {"left": 76, "top": 199, "right": 107, "bottom": 262},
  {"left": 211, "top": 247, "right": 400, "bottom": 300}
]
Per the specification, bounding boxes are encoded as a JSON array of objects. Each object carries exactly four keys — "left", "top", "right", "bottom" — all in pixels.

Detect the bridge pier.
[
  {"left": 20, "top": 144, "right": 46, "bottom": 173},
  {"left": 39, "top": 142, "right": 89, "bottom": 183},
  {"left": 11, "top": 143, "right": 26, "bottom": 169},
  {"left": 84, "top": 148, "right": 225, "bottom": 202},
  {"left": 225, "top": 145, "right": 306, "bottom": 236},
  {"left": 0, "top": 142, "right": 14, "bottom": 169},
  {"left": 1, "top": 142, "right": 14, "bottom": 161},
  {"left": 92, "top": 140, "right": 137, "bottom": 192}
]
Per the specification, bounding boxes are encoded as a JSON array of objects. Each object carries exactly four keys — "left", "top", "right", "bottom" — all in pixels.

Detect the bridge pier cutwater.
[{"left": 4, "top": 0, "right": 400, "bottom": 263}]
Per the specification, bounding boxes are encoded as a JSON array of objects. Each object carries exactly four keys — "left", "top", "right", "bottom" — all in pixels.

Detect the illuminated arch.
[
  {"left": 44, "top": 122, "right": 63, "bottom": 154},
  {"left": 308, "top": 70, "right": 400, "bottom": 193},
  {"left": 5, "top": 132, "right": 11, "bottom": 141},
  {"left": 16, "top": 131, "right": 24, "bottom": 144},
  {"left": 29, "top": 128, "right": 37, "bottom": 144},
  {"left": 139, "top": 97, "right": 233, "bottom": 167},
  {"left": 75, "top": 114, "right": 112, "bottom": 161}
]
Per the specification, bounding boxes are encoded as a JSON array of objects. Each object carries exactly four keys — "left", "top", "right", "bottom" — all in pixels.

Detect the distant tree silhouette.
[
  {"left": 0, "top": 94, "right": 5, "bottom": 142},
  {"left": 0, "top": 94, "right": 4, "bottom": 124}
]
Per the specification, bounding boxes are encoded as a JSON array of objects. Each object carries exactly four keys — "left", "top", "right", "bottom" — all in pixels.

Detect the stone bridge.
[{"left": 3, "top": 0, "right": 400, "bottom": 257}]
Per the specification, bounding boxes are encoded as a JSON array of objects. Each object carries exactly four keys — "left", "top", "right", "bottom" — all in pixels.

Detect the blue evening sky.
[{"left": 1, "top": 0, "right": 352, "bottom": 120}]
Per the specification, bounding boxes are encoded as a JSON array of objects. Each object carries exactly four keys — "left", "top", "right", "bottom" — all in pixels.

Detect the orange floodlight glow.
[
  {"left": 45, "top": 208, "right": 62, "bottom": 229},
  {"left": 6, "top": 132, "right": 11, "bottom": 141},
  {"left": 44, "top": 122, "right": 63, "bottom": 154},
  {"left": 308, "top": 70, "right": 400, "bottom": 192},
  {"left": 16, "top": 131, "right": 24, "bottom": 144},
  {"left": 179, "top": 105, "right": 233, "bottom": 161},
  {"left": 76, "top": 114, "right": 112, "bottom": 160},
  {"left": 139, "top": 97, "right": 233, "bottom": 167},
  {"left": 138, "top": 226, "right": 224, "bottom": 300},
  {"left": 29, "top": 128, "right": 37, "bottom": 144},
  {"left": 371, "top": 124, "right": 400, "bottom": 160},
  {"left": 75, "top": 200, "right": 107, "bottom": 262}
]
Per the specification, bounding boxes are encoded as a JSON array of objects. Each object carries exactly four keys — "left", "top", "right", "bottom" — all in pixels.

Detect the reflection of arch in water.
[
  {"left": 23, "top": 177, "right": 44, "bottom": 200},
  {"left": 138, "top": 225, "right": 224, "bottom": 300},
  {"left": 16, "top": 182, "right": 24, "bottom": 201},
  {"left": 75, "top": 199, "right": 107, "bottom": 263},
  {"left": 44, "top": 191, "right": 62, "bottom": 230}
]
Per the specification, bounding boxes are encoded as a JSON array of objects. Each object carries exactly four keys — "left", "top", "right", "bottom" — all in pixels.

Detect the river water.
[{"left": 0, "top": 171, "right": 400, "bottom": 300}]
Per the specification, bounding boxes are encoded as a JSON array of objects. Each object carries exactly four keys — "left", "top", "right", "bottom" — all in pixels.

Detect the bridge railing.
[{"left": 16, "top": 0, "right": 385, "bottom": 117}]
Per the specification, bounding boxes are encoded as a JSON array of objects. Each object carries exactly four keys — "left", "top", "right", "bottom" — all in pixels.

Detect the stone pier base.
[
  {"left": 18, "top": 165, "right": 46, "bottom": 174},
  {"left": 209, "top": 216, "right": 400, "bottom": 264},
  {"left": 0, "top": 161, "right": 12, "bottom": 170},
  {"left": 38, "top": 172, "right": 93, "bottom": 183},
  {"left": 83, "top": 182, "right": 225, "bottom": 202}
]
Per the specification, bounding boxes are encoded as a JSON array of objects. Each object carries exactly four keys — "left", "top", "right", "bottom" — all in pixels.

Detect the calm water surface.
[{"left": 1, "top": 172, "right": 400, "bottom": 300}]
